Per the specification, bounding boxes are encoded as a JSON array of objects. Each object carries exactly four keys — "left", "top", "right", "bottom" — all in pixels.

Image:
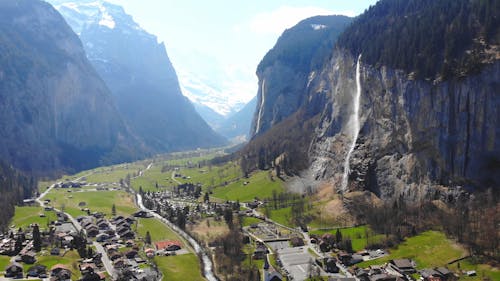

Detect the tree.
[
  {"left": 32, "top": 224, "right": 41, "bottom": 252},
  {"left": 145, "top": 231, "right": 152, "bottom": 245},
  {"left": 335, "top": 229, "right": 343, "bottom": 243},
  {"left": 111, "top": 204, "right": 116, "bottom": 216},
  {"left": 204, "top": 192, "right": 210, "bottom": 203},
  {"left": 223, "top": 208, "right": 234, "bottom": 229}
]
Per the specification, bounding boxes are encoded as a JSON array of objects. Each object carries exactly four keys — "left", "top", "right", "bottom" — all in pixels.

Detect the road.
[
  {"left": 136, "top": 193, "right": 218, "bottom": 281},
  {"left": 36, "top": 179, "right": 116, "bottom": 278}
]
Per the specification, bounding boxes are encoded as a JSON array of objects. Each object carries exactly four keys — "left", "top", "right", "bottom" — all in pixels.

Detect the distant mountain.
[
  {"left": 51, "top": 0, "right": 226, "bottom": 152},
  {"left": 0, "top": 0, "right": 141, "bottom": 175},
  {"left": 193, "top": 102, "right": 226, "bottom": 130},
  {"left": 219, "top": 97, "right": 257, "bottom": 142}
]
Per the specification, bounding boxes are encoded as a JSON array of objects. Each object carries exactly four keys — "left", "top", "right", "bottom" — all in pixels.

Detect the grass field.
[
  {"left": 154, "top": 254, "right": 205, "bottom": 281},
  {"left": 310, "top": 225, "right": 383, "bottom": 252},
  {"left": 43, "top": 189, "right": 137, "bottom": 217},
  {"left": 136, "top": 218, "right": 183, "bottom": 243},
  {"left": 10, "top": 206, "right": 58, "bottom": 230},
  {"left": 0, "top": 255, "right": 10, "bottom": 272},
  {"left": 190, "top": 218, "right": 229, "bottom": 243},
  {"left": 266, "top": 206, "right": 293, "bottom": 227},
  {"left": 448, "top": 258, "right": 500, "bottom": 281},
  {"left": 357, "top": 231, "right": 466, "bottom": 268},
  {"left": 36, "top": 250, "right": 82, "bottom": 279},
  {"left": 211, "top": 170, "right": 285, "bottom": 202},
  {"left": 241, "top": 216, "right": 264, "bottom": 227}
]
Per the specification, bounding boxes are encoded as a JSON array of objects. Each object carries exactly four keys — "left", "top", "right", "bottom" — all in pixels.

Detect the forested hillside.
[
  {"left": 337, "top": 0, "right": 499, "bottom": 79},
  {"left": 0, "top": 162, "right": 37, "bottom": 231}
]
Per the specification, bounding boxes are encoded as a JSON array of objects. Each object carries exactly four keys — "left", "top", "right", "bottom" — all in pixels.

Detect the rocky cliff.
[
  {"left": 308, "top": 51, "right": 499, "bottom": 200},
  {"left": 52, "top": 0, "right": 226, "bottom": 152},
  {"left": 246, "top": 0, "right": 499, "bottom": 200},
  {"left": 250, "top": 15, "right": 352, "bottom": 136},
  {"left": 0, "top": 0, "right": 140, "bottom": 174}
]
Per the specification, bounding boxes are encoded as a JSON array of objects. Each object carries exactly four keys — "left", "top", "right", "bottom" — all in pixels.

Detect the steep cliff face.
[
  {"left": 308, "top": 50, "right": 499, "bottom": 200},
  {"left": 52, "top": 0, "right": 226, "bottom": 152},
  {"left": 247, "top": 0, "right": 499, "bottom": 200},
  {"left": 251, "top": 15, "right": 352, "bottom": 136},
  {"left": 0, "top": 0, "right": 139, "bottom": 174}
]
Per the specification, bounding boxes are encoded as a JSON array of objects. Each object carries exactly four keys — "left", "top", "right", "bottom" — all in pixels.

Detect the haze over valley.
[{"left": 0, "top": 1, "right": 498, "bottom": 281}]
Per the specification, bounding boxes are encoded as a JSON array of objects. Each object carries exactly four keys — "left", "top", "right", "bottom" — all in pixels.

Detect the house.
[
  {"left": 290, "top": 236, "right": 305, "bottom": 247},
  {"left": 51, "top": 247, "right": 61, "bottom": 256},
  {"left": 155, "top": 240, "right": 182, "bottom": 251},
  {"left": 5, "top": 262, "right": 23, "bottom": 278},
  {"left": 26, "top": 264, "right": 47, "bottom": 278},
  {"left": 50, "top": 264, "right": 72, "bottom": 281},
  {"left": 324, "top": 257, "right": 339, "bottom": 273},
  {"left": 85, "top": 225, "right": 99, "bottom": 237},
  {"left": 79, "top": 263, "right": 97, "bottom": 275},
  {"left": 145, "top": 248, "right": 155, "bottom": 258},
  {"left": 125, "top": 250, "right": 138, "bottom": 259},
  {"left": 120, "top": 230, "right": 135, "bottom": 239},
  {"left": 21, "top": 251, "right": 37, "bottom": 264},
  {"left": 97, "top": 221, "right": 109, "bottom": 230},
  {"left": 133, "top": 210, "right": 152, "bottom": 218},
  {"left": 252, "top": 243, "right": 268, "bottom": 260},
  {"left": 369, "top": 274, "right": 398, "bottom": 281},
  {"left": 435, "top": 267, "right": 454, "bottom": 280},
  {"left": 96, "top": 233, "right": 110, "bottom": 242},
  {"left": 110, "top": 252, "right": 123, "bottom": 261},
  {"left": 390, "top": 259, "right": 416, "bottom": 274}
]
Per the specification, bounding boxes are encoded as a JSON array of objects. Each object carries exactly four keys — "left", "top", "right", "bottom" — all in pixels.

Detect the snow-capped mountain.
[{"left": 49, "top": 0, "right": 226, "bottom": 151}]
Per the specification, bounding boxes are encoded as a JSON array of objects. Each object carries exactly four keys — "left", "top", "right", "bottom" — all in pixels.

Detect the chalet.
[
  {"left": 120, "top": 230, "right": 135, "bottom": 239},
  {"left": 338, "top": 252, "right": 352, "bottom": 265},
  {"left": 26, "top": 264, "right": 47, "bottom": 278},
  {"left": 290, "top": 236, "right": 304, "bottom": 247},
  {"left": 155, "top": 240, "right": 182, "bottom": 251},
  {"left": 252, "top": 243, "right": 268, "bottom": 260},
  {"left": 435, "top": 267, "right": 454, "bottom": 280},
  {"left": 21, "top": 251, "right": 37, "bottom": 264},
  {"left": 50, "top": 247, "right": 61, "bottom": 256},
  {"left": 79, "top": 263, "right": 96, "bottom": 275},
  {"left": 133, "top": 210, "right": 152, "bottom": 218},
  {"left": 125, "top": 250, "right": 138, "bottom": 259},
  {"left": 144, "top": 248, "right": 155, "bottom": 258},
  {"left": 97, "top": 221, "right": 109, "bottom": 230},
  {"left": 109, "top": 252, "right": 123, "bottom": 261},
  {"left": 85, "top": 225, "right": 99, "bottom": 237},
  {"left": 5, "top": 262, "right": 23, "bottom": 278},
  {"left": 369, "top": 274, "right": 398, "bottom": 281},
  {"left": 96, "top": 233, "right": 110, "bottom": 242},
  {"left": 390, "top": 259, "right": 416, "bottom": 274},
  {"left": 324, "top": 257, "right": 339, "bottom": 273},
  {"left": 113, "top": 258, "right": 128, "bottom": 269},
  {"left": 125, "top": 240, "right": 135, "bottom": 247},
  {"left": 50, "top": 264, "right": 72, "bottom": 281}
]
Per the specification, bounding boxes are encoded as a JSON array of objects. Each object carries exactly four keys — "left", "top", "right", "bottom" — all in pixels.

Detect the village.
[{"left": 0, "top": 155, "right": 492, "bottom": 281}]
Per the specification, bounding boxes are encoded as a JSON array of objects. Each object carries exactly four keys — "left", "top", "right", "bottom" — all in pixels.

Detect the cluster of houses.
[
  {"left": 76, "top": 214, "right": 136, "bottom": 241},
  {"left": 5, "top": 262, "right": 75, "bottom": 280},
  {"left": 353, "top": 259, "right": 418, "bottom": 281}
]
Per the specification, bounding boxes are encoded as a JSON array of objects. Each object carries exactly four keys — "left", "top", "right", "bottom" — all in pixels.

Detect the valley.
[{"left": 2, "top": 150, "right": 498, "bottom": 281}]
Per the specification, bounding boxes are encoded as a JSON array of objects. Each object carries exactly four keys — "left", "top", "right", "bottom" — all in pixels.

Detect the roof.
[
  {"left": 6, "top": 262, "right": 23, "bottom": 270},
  {"left": 51, "top": 264, "right": 71, "bottom": 272},
  {"left": 155, "top": 240, "right": 182, "bottom": 250},
  {"left": 391, "top": 259, "right": 414, "bottom": 269}
]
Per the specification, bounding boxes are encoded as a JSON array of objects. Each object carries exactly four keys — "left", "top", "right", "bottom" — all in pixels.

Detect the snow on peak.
[
  {"left": 311, "top": 24, "right": 327, "bottom": 30},
  {"left": 53, "top": 1, "right": 142, "bottom": 32}
]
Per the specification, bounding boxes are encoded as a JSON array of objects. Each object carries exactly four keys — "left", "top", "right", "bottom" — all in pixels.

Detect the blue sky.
[{"left": 107, "top": 0, "right": 379, "bottom": 105}]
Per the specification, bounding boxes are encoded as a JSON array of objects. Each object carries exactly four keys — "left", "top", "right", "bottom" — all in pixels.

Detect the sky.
[{"left": 106, "top": 0, "right": 379, "bottom": 108}]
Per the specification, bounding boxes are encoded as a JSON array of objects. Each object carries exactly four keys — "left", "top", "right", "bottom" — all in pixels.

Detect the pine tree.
[
  {"left": 111, "top": 204, "right": 116, "bottom": 216},
  {"left": 32, "top": 224, "right": 41, "bottom": 252},
  {"left": 145, "top": 231, "right": 152, "bottom": 245},
  {"left": 335, "top": 229, "right": 342, "bottom": 243}
]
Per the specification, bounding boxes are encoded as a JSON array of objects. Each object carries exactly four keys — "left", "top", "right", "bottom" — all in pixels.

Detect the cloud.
[{"left": 247, "top": 6, "right": 355, "bottom": 35}]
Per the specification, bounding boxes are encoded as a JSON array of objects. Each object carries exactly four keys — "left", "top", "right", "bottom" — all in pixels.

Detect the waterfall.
[
  {"left": 341, "top": 54, "right": 362, "bottom": 193},
  {"left": 255, "top": 79, "right": 266, "bottom": 135}
]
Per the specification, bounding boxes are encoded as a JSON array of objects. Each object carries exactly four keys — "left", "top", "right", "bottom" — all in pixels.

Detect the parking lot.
[{"left": 277, "top": 247, "right": 315, "bottom": 280}]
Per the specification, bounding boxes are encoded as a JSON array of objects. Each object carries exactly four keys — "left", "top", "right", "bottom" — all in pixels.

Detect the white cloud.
[{"left": 247, "top": 6, "right": 355, "bottom": 35}]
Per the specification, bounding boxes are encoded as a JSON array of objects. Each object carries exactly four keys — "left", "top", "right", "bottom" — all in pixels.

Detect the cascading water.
[
  {"left": 341, "top": 54, "right": 362, "bottom": 193},
  {"left": 255, "top": 79, "right": 266, "bottom": 135}
]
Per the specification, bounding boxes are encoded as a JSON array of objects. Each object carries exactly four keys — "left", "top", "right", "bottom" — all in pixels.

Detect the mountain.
[
  {"left": 243, "top": 0, "right": 499, "bottom": 199},
  {"left": 0, "top": 0, "right": 141, "bottom": 175},
  {"left": 250, "top": 15, "right": 353, "bottom": 136},
  {"left": 219, "top": 97, "right": 257, "bottom": 142},
  {"left": 50, "top": 0, "right": 226, "bottom": 152}
]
